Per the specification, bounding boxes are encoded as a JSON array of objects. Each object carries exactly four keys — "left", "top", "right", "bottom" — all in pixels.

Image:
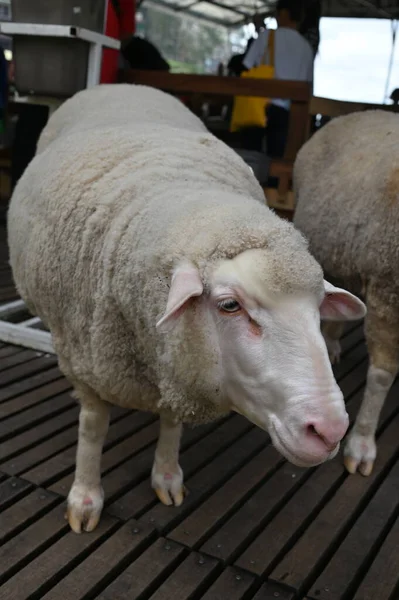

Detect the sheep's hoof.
[
  {"left": 152, "top": 464, "right": 186, "bottom": 507},
  {"left": 66, "top": 483, "right": 104, "bottom": 533},
  {"left": 343, "top": 456, "right": 374, "bottom": 477},
  {"left": 154, "top": 485, "right": 187, "bottom": 507},
  {"left": 343, "top": 432, "right": 376, "bottom": 477}
]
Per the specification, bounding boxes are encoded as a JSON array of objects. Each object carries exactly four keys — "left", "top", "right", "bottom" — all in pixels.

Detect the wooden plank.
[
  {"left": 201, "top": 459, "right": 310, "bottom": 564},
  {"left": 284, "top": 101, "right": 309, "bottom": 162},
  {"left": 352, "top": 515, "right": 399, "bottom": 600},
  {"left": 124, "top": 70, "right": 311, "bottom": 101},
  {"left": 0, "top": 391, "right": 75, "bottom": 441},
  {"left": 0, "top": 487, "right": 60, "bottom": 544},
  {"left": 169, "top": 445, "right": 283, "bottom": 548},
  {"left": 338, "top": 359, "right": 368, "bottom": 406},
  {"left": 40, "top": 520, "right": 157, "bottom": 600},
  {"left": 138, "top": 427, "right": 267, "bottom": 534},
  {"left": 200, "top": 566, "right": 255, "bottom": 600},
  {"left": 265, "top": 188, "right": 295, "bottom": 212},
  {"left": 0, "top": 405, "right": 134, "bottom": 475},
  {"left": 0, "top": 516, "right": 119, "bottom": 600},
  {"left": 96, "top": 537, "right": 186, "bottom": 600},
  {"left": 0, "top": 475, "right": 32, "bottom": 511},
  {"left": 333, "top": 342, "right": 368, "bottom": 385},
  {"left": 0, "top": 504, "right": 68, "bottom": 584},
  {"left": 0, "top": 365, "right": 63, "bottom": 403},
  {"left": 0, "top": 345, "right": 24, "bottom": 359},
  {"left": 307, "top": 458, "right": 399, "bottom": 599},
  {"left": 1, "top": 418, "right": 79, "bottom": 475},
  {"left": 41, "top": 415, "right": 159, "bottom": 492},
  {"left": 107, "top": 415, "right": 250, "bottom": 521},
  {"left": 1, "top": 406, "right": 139, "bottom": 476},
  {"left": 268, "top": 160, "right": 293, "bottom": 180},
  {"left": 0, "top": 516, "right": 116, "bottom": 600},
  {"left": 234, "top": 381, "right": 399, "bottom": 577},
  {"left": 0, "top": 406, "right": 79, "bottom": 465},
  {"left": 0, "top": 287, "right": 19, "bottom": 303},
  {"left": 252, "top": 581, "right": 295, "bottom": 599},
  {"left": 0, "top": 348, "right": 44, "bottom": 373},
  {"left": 0, "top": 377, "right": 71, "bottom": 420},
  {"left": 335, "top": 324, "right": 365, "bottom": 359},
  {"left": 269, "top": 410, "right": 399, "bottom": 591},
  {"left": 234, "top": 458, "right": 347, "bottom": 575},
  {"left": 0, "top": 354, "right": 58, "bottom": 388},
  {"left": 309, "top": 95, "right": 399, "bottom": 118},
  {"left": 0, "top": 403, "right": 127, "bottom": 471},
  {"left": 147, "top": 551, "right": 220, "bottom": 600}
]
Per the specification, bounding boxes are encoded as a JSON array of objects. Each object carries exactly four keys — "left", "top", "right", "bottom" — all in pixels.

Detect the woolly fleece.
[
  {"left": 293, "top": 110, "right": 399, "bottom": 308},
  {"left": 8, "top": 84, "right": 324, "bottom": 424}
]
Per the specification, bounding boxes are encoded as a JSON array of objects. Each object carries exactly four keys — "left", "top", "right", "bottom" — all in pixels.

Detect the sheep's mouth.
[{"left": 269, "top": 422, "right": 336, "bottom": 468}]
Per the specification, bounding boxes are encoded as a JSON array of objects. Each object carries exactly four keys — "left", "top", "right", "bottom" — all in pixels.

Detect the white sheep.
[
  {"left": 8, "top": 84, "right": 365, "bottom": 534},
  {"left": 293, "top": 109, "right": 398, "bottom": 477}
]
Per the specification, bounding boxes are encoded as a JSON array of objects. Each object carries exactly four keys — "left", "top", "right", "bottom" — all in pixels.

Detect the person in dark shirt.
[
  {"left": 299, "top": 0, "right": 321, "bottom": 57},
  {"left": 227, "top": 38, "right": 255, "bottom": 77},
  {"left": 121, "top": 35, "right": 170, "bottom": 71}
]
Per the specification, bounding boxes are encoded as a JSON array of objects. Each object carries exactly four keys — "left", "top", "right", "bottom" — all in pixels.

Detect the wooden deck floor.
[{"left": 0, "top": 229, "right": 398, "bottom": 600}]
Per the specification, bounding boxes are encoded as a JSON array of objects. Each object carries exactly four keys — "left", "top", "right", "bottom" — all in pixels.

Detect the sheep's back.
[
  {"left": 37, "top": 84, "right": 207, "bottom": 153},
  {"left": 293, "top": 110, "right": 399, "bottom": 285},
  {"left": 7, "top": 84, "right": 264, "bottom": 365}
]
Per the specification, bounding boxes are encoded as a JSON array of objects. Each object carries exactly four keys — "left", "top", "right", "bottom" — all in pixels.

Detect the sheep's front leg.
[
  {"left": 322, "top": 321, "right": 345, "bottom": 365},
  {"left": 152, "top": 416, "right": 185, "bottom": 507},
  {"left": 344, "top": 299, "right": 398, "bottom": 477},
  {"left": 67, "top": 393, "right": 110, "bottom": 533}
]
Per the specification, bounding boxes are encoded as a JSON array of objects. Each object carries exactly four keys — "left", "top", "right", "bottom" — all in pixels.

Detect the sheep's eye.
[{"left": 218, "top": 299, "right": 241, "bottom": 313}]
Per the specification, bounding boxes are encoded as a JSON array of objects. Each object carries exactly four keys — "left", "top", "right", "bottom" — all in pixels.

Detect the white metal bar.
[
  {"left": 87, "top": 40, "right": 103, "bottom": 88},
  {"left": 19, "top": 316, "right": 42, "bottom": 327},
  {"left": 77, "top": 27, "right": 120, "bottom": 49},
  {"left": 0, "top": 321, "right": 55, "bottom": 354},
  {"left": 0, "top": 299, "right": 26, "bottom": 318},
  {"left": 0, "top": 23, "right": 120, "bottom": 50}
]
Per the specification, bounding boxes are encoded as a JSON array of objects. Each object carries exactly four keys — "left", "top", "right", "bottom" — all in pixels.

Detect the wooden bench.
[
  {"left": 310, "top": 95, "right": 399, "bottom": 120},
  {"left": 120, "top": 69, "right": 312, "bottom": 212}
]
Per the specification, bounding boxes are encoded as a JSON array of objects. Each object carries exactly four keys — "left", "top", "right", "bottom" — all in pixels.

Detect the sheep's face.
[{"left": 156, "top": 250, "right": 366, "bottom": 468}]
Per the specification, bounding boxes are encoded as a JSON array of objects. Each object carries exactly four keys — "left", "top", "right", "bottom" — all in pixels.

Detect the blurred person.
[
  {"left": 243, "top": 0, "right": 313, "bottom": 162},
  {"left": 299, "top": 0, "right": 321, "bottom": 56},
  {"left": 121, "top": 35, "right": 170, "bottom": 71}
]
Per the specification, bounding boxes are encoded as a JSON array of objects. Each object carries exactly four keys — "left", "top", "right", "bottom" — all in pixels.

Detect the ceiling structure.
[
  {"left": 144, "top": 0, "right": 399, "bottom": 28},
  {"left": 0, "top": 0, "right": 397, "bottom": 30}
]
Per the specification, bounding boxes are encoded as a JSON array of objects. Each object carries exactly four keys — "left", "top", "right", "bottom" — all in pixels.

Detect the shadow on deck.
[{"left": 0, "top": 228, "right": 398, "bottom": 600}]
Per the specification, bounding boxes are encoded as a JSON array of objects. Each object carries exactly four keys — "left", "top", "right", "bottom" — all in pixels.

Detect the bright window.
[{"left": 314, "top": 17, "right": 399, "bottom": 103}]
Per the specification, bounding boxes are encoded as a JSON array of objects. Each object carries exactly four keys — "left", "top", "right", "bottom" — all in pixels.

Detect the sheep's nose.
[{"left": 305, "top": 416, "right": 349, "bottom": 451}]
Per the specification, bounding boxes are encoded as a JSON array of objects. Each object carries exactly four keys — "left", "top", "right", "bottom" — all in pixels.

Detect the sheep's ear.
[
  {"left": 320, "top": 280, "right": 366, "bottom": 321},
  {"left": 156, "top": 263, "right": 203, "bottom": 331}
]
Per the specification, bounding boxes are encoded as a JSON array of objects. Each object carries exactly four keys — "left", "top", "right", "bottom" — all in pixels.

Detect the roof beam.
[
  {"left": 201, "top": 0, "right": 251, "bottom": 17},
  {"left": 174, "top": 0, "right": 250, "bottom": 16},
  {"left": 145, "top": 0, "right": 240, "bottom": 26},
  {"left": 350, "top": 0, "right": 393, "bottom": 19}
]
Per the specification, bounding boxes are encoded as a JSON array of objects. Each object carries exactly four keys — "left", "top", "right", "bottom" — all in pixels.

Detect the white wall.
[{"left": 314, "top": 17, "right": 399, "bottom": 103}]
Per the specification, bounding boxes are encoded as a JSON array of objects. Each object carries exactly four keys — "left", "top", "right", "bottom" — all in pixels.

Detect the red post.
[{"left": 100, "top": 0, "right": 136, "bottom": 84}]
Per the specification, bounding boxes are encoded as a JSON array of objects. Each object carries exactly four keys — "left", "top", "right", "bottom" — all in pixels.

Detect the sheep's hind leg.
[
  {"left": 344, "top": 296, "right": 399, "bottom": 477},
  {"left": 322, "top": 321, "right": 345, "bottom": 365},
  {"left": 152, "top": 416, "right": 185, "bottom": 507},
  {"left": 67, "top": 389, "right": 110, "bottom": 533}
]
